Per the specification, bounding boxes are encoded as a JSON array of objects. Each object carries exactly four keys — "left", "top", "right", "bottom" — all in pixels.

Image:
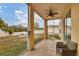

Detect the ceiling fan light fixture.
[
  {"left": 46, "top": 8, "right": 58, "bottom": 18},
  {"left": 48, "top": 12, "right": 54, "bottom": 17}
]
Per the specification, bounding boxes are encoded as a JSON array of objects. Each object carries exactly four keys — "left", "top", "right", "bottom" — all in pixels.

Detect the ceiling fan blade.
[
  {"left": 53, "top": 12, "right": 58, "bottom": 14},
  {"left": 51, "top": 14, "right": 54, "bottom": 17},
  {"left": 43, "top": 7, "right": 58, "bottom": 18},
  {"left": 46, "top": 14, "right": 54, "bottom": 17}
]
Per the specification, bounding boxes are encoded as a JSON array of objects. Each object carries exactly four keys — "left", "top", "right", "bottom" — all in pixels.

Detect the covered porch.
[{"left": 25, "top": 3, "right": 79, "bottom": 56}]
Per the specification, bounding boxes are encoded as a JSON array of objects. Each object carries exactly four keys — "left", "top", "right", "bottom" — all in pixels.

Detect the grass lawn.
[
  {"left": 48, "top": 34, "right": 61, "bottom": 40},
  {"left": 34, "top": 34, "right": 44, "bottom": 44},
  {"left": 0, "top": 36, "right": 27, "bottom": 56},
  {"left": 0, "top": 34, "right": 43, "bottom": 56}
]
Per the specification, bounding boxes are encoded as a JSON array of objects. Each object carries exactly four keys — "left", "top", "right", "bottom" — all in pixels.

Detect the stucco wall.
[{"left": 71, "top": 4, "right": 79, "bottom": 55}]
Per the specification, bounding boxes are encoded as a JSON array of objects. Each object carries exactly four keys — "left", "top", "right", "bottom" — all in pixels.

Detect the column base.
[{"left": 27, "top": 48, "right": 35, "bottom": 51}]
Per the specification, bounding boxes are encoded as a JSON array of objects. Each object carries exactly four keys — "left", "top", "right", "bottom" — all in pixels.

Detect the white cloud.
[
  {"left": 15, "top": 9, "right": 23, "bottom": 14},
  {"left": 34, "top": 12, "right": 44, "bottom": 27},
  {"left": 15, "top": 10, "right": 43, "bottom": 27},
  {"left": 15, "top": 9, "right": 28, "bottom": 27},
  {"left": 14, "top": 10, "right": 45, "bottom": 27}
]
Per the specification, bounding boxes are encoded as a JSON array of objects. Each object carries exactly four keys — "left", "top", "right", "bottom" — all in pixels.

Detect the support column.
[
  {"left": 44, "top": 20, "right": 48, "bottom": 39},
  {"left": 27, "top": 4, "right": 34, "bottom": 51},
  {"left": 60, "top": 19, "right": 65, "bottom": 44},
  {"left": 62, "top": 19, "right": 66, "bottom": 44}
]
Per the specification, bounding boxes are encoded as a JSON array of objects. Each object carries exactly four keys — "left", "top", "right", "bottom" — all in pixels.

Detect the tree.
[
  {"left": 0, "top": 18, "right": 14, "bottom": 35},
  {"left": 0, "top": 18, "right": 28, "bottom": 34},
  {"left": 0, "top": 18, "right": 5, "bottom": 28},
  {"left": 11, "top": 25, "right": 28, "bottom": 32},
  {"left": 34, "top": 22, "right": 39, "bottom": 30},
  {"left": 8, "top": 27, "right": 14, "bottom": 35},
  {"left": 2, "top": 27, "right": 14, "bottom": 35}
]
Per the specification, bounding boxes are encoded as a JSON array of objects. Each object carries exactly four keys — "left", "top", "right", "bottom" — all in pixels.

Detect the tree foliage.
[
  {"left": 34, "top": 22, "right": 40, "bottom": 30},
  {"left": 0, "top": 18, "right": 28, "bottom": 35},
  {"left": 0, "top": 18, "right": 5, "bottom": 28}
]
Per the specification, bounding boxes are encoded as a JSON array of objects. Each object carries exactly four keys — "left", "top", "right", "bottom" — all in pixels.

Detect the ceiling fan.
[{"left": 46, "top": 8, "right": 58, "bottom": 17}]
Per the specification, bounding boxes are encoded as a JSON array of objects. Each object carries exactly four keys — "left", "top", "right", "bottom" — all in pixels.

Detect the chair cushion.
[
  {"left": 58, "top": 48, "right": 62, "bottom": 53},
  {"left": 67, "top": 41, "right": 77, "bottom": 50},
  {"left": 57, "top": 42, "right": 67, "bottom": 48}
]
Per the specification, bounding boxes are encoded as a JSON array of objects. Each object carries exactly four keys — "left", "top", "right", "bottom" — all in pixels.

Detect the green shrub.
[
  {"left": 2, "top": 27, "right": 14, "bottom": 35},
  {"left": 48, "top": 34, "right": 61, "bottom": 40},
  {"left": 34, "top": 34, "right": 43, "bottom": 44},
  {"left": 8, "top": 28, "right": 14, "bottom": 35},
  {"left": 54, "top": 34, "right": 61, "bottom": 40}
]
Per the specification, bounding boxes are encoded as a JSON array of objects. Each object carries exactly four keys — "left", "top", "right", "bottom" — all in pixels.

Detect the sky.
[
  {"left": 0, "top": 3, "right": 71, "bottom": 27},
  {"left": 0, "top": 3, "right": 44, "bottom": 27},
  {"left": 0, "top": 3, "right": 28, "bottom": 27}
]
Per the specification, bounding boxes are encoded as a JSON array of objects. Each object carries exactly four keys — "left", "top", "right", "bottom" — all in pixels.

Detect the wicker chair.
[{"left": 56, "top": 41, "right": 77, "bottom": 56}]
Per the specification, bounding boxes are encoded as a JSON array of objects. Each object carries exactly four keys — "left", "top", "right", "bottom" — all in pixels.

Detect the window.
[
  {"left": 47, "top": 19, "right": 61, "bottom": 40},
  {"left": 65, "top": 17, "right": 71, "bottom": 43}
]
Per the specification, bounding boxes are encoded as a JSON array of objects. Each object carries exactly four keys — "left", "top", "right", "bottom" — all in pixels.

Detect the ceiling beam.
[
  {"left": 61, "top": 4, "right": 71, "bottom": 20},
  {"left": 34, "top": 9, "right": 46, "bottom": 20},
  {"left": 31, "top": 3, "right": 46, "bottom": 20},
  {"left": 46, "top": 18, "right": 61, "bottom": 20},
  {"left": 26, "top": 3, "right": 46, "bottom": 20}
]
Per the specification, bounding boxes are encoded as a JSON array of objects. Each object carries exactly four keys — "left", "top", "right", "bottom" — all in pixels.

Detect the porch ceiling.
[{"left": 31, "top": 3, "right": 71, "bottom": 20}]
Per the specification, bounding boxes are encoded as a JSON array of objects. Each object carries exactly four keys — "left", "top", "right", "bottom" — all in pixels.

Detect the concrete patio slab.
[{"left": 22, "top": 39, "right": 57, "bottom": 56}]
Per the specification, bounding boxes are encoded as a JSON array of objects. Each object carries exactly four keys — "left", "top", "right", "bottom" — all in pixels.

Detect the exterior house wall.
[{"left": 71, "top": 4, "right": 79, "bottom": 55}]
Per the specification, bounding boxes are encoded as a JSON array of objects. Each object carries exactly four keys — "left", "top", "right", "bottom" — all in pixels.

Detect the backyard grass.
[
  {"left": 48, "top": 34, "right": 61, "bottom": 40},
  {"left": 0, "top": 36, "right": 27, "bottom": 56},
  {"left": 0, "top": 34, "right": 43, "bottom": 56},
  {"left": 34, "top": 34, "right": 44, "bottom": 44}
]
